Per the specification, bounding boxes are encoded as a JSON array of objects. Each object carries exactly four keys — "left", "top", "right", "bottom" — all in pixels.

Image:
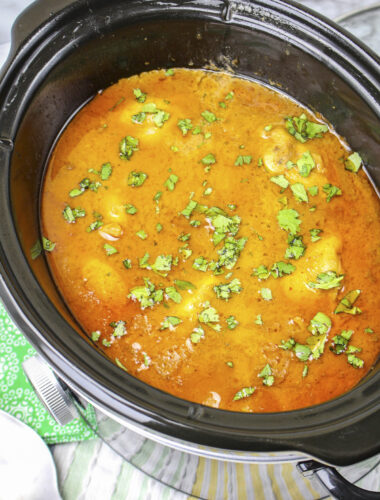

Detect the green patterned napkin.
[{"left": 0, "top": 300, "right": 97, "bottom": 444}]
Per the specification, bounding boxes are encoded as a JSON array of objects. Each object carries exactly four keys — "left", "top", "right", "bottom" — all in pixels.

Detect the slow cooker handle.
[{"left": 297, "top": 460, "right": 380, "bottom": 499}]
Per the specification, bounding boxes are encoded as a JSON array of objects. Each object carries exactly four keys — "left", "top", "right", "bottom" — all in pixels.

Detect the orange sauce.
[{"left": 41, "top": 69, "right": 380, "bottom": 412}]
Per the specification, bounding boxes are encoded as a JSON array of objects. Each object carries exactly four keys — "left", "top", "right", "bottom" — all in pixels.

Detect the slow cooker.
[{"left": 0, "top": 0, "right": 379, "bottom": 497}]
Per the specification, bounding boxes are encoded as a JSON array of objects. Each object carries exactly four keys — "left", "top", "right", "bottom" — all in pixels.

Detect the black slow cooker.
[{"left": 0, "top": 0, "right": 379, "bottom": 498}]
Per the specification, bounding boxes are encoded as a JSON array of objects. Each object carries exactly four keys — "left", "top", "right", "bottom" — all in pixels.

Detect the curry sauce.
[{"left": 41, "top": 69, "right": 380, "bottom": 412}]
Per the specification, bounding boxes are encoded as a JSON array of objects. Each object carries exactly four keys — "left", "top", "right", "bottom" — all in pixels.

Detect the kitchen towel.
[{"left": 0, "top": 300, "right": 97, "bottom": 445}]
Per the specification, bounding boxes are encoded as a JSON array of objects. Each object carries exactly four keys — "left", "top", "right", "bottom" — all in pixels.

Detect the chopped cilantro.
[
  {"left": 154, "top": 191, "right": 162, "bottom": 202},
  {"left": 235, "top": 155, "right": 252, "bottom": 166},
  {"left": 99, "top": 162, "right": 112, "bottom": 180},
  {"left": 170, "top": 145, "right": 179, "bottom": 152},
  {"left": 233, "top": 386, "right": 255, "bottom": 401},
  {"left": 181, "top": 199, "right": 197, "bottom": 218},
  {"left": 309, "top": 228, "right": 322, "bottom": 242},
  {"left": 330, "top": 329, "right": 353, "bottom": 355},
  {"left": 132, "top": 112, "right": 146, "bottom": 124},
  {"left": 296, "top": 151, "right": 315, "bottom": 177},
  {"left": 308, "top": 271, "right": 344, "bottom": 290},
  {"left": 258, "top": 364, "right": 274, "bottom": 386},
  {"left": 202, "top": 153, "right": 216, "bottom": 165},
  {"left": 302, "top": 365, "right": 308, "bottom": 377},
  {"left": 213, "top": 236, "right": 247, "bottom": 271},
  {"left": 279, "top": 338, "right": 295, "bottom": 350},
  {"left": 335, "top": 289, "right": 361, "bottom": 315},
  {"left": 156, "top": 223, "right": 163, "bottom": 233},
  {"left": 214, "top": 278, "right": 242, "bottom": 301},
  {"left": 104, "top": 243, "right": 118, "bottom": 256},
  {"left": 125, "top": 203, "right": 137, "bottom": 215},
  {"left": 178, "top": 232, "right": 190, "bottom": 242},
  {"left": 225, "top": 91, "right": 234, "bottom": 100},
  {"left": 86, "top": 220, "right": 103, "bottom": 232},
  {"left": 151, "top": 255, "right": 172, "bottom": 274},
  {"left": 193, "top": 256, "right": 208, "bottom": 272},
  {"left": 128, "top": 278, "right": 163, "bottom": 309},
  {"left": 291, "top": 183, "right": 308, "bottom": 203},
  {"left": 260, "top": 288, "right": 272, "bottom": 301},
  {"left": 160, "top": 316, "right": 182, "bottom": 330},
  {"left": 294, "top": 343, "right": 311, "bottom": 361},
  {"left": 63, "top": 205, "right": 86, "bottom": 223},
  {"left": 91, "top": 331, "right": 101, "bottom": 342},
  {"left": 174, "top": 280, "right": 196, "bottom": 290},
  {"left": 139, "top": 253, "right": 150, "bottom": 268},
  {"left": 111, "top": 320, "right": 127, "bottom": 337},
  {"left": 120, "top": 136, "right": 139, "bottom": 160},
  {"left": 323, "top": 183, "right": 342, "bottom": 202},
  {"left": 308, "top": 312, "right": 331, "bottom": 336},
  {"left": 365, "top": 327, "right": 374, "bottom": 334},
  {"left": 153, "top": 109, "right": 170, "bottom": 127},
  {"left": 264, "top": 124, "right": 273, "bottom": 132},
  {"left": 285, "top": 235, "right": 306, "bottom": 260},
  {"left": 270, "top": 261, "right": 296, "bottom": 278},
  {"left": 258, "top": 158, "right": 263, "bottom": 167},
  {"left": 347, "top": 354, "right": 364, "bottom": 368},
  {"left": 42, "top": 237, "right": 55, "bottom": 252},
  {"left": 226, "top": 361, "right": 234, "bottom": 368},
  {"left": 115, "top": 358, "right": 128, "bottom": 371},
  {"left": 31, "top": 240, "right": 42, "bottom": 260},
  {"left": 136, "top": 230, "right": 148, "bottom": 240},
  {"left": 102, "top": 339, "right": 111, "bottom": 347},
  {"left": 219, "top": 101, "right": 226, "bottom": 109},
  {"left": 198, "top": 303, "right": 220, "bottom": 330},
  {"left": 255, "top": 315, "right": 263, "bottom": 326},
  {"left": 345, "top": 152, "right": 362, "bottom": 173},
  {"left": 123, "top": 259, "right": 132, "bottom": 269},
  {"left": 271, "top": 175, "right": 289, "bottom": 190},
  {"left": 308, "top": 185, "right": 319, "bottom": 196},
  {"left": 201, "top": 110, "right": 217, "bottom": 123},
  {"left": 128, "top": 171, "right": 147, "bottom": 187},
  {"left": 285, "top": 113, "right": 328, "bottom": 143},
  {"left": 165, "top": 286, "right": 182, "bottom": 303},
  {"left": 177, "top": 118, "right": 193, "bottom": 136},
  {"left": 277, "top": 208, "right": 301, "bottom": 235},
  {"left": 165, "top": 68, "right": 175, "bottom": 76},
  {"left": 226, "top": 315, "right": 239, "bottom": 329},
  {"left": 133, "top": 88, "right": 146, "bottom": 103},
  {"left": 190, "top": 219, "right": 201, "bottom": 227},
  {"left": 227, "top": 204, "right": 236, "bottom": 211},
  {"left": 164, "top": 173, "right": 179, "bottom": 191},
  {"left": 190, "top": 325, "right": 205, "bottom": 343}
]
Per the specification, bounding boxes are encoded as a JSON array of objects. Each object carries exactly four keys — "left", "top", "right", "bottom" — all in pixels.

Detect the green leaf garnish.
[
  {"left": 308, "top": 312, "right": 332, "bottom": 336},
  {"left": 309, "top": 228, "right": 322, "bottom": 242},
  {"left": 291, "top": 183, "right": 308, "bottom": 203},
  {"left": 279, "top": 338, "right": 295, "bottom": 350},
  {"left": 201, "top": 110, "right": 217, "bottom": 123},
  {"left": 165, "top": 68, "right": 175, "bottom": 76},
  {"left": 334, "top": 289, "right": 361, "bottom": 315},
  {"left": 233, "top": 386, "right": 255, "bottom": 401},
  {"left": 193, "top": 256, "right": 208, "bottom": 272},
  {"left": 164, "top": 173, "right": 179, "bottom": 191},
  {"left": 100, "top": 162, "right": 112, "bottom": 180},
  {"left": 258, "top": 364, "right": 274, "bottom": 386},
  {"left": 133, "top": 88, "right": 146, "bottom": 103},
  {"left": 198, "top": 303, "right": 220, "bottom": 330},
  {"left": 63, "top": 205, "right": 86, "bottom": 223},
  {"left": 156, "top": 223, "right": 163, "bottom": 233},
  {"left": 296, "top": 151, "right": 315, "bottom": 177},
  {"left": 123, "top": 259, "right": 132, "bottom": 269},
  {"left": 136, "top": 230, "right": 148, "bottom": 240},
  {"left": 345, "top": 152, "right": 362, "bottom": 173},
  {"left": 330, "top": 329, "right": 353, "bottom": 355},
  {"left": 323, "top": 183, "right": 342, "bottom": 202},
  {"left": 125, "top": 203, "right": 137, "bottom": 215},
  {"left": 226, "top": 315, "right": 239, "bottom": 329},
  {"left": 139, "top": 253, "right": 150, "bottom": 269},
  {"left": 181, "top": 199, "right": 197, "bottom": 218},
  {"left": 308, "top": 271, "right": 344, "bottom": 290},
  {"left": 132, "top": 112, "right": 146, "bottom": 124},
  {"left": 260, "top": 288, "right": 272, "bottom": 301},
  {"left": 177, "top": 118, "right": 193, "bottom": 136},
  {"left": 160, "top": 316, "right": 182, "bottom": 330},
  {"left": 111, "top": 320, "right": 127, "bottom": 337},
  {"left": 174, "top": 280, "right": 196, "bottom": 290},
  {"left": 308, "top": 185, "right": 319, "bottom": 196},
  {"left": 31, "top": 240, "right": 42, "bottom": 260},
  {"left": 235, "top": 155, "right": 252, "bottom": 166},
  {"left": 294, "top": 343, "right": 311, "bottom": 361},
  {"left": 277, "top": 208, "right": 301, "bottom": 235},
  {"left": 104, "top": 243, "right": 118, "bottom": 256},
  {"left": 128, "top": 171, "right": 147, "bottom": 187},
  {"left": 255, "top": 315, "right": 263, "bottom": 325},
  {"left": 213, "top": 278, "right": 242, "bottom": 301},
  {"left": 190, "top": 325, "right": 205, "bottom": 344},
  {"left": 202, "top": 153, "right": 216, "bottom": 165},
  {"left": 285, "top": 113, "right": 328, "bottom": 143},
  {"left": 91, "top": 331, "right": 101, "bottom": 342},
  {"left": 284, "top": 235, "right": 306, "bottom": 260},
  {"left": 347, "top": 354, "right": 364, "bottom": 368},
  {"left": 151, "top": 255, "right": 172, "bottom": 275},
  {"left": 165, "top": 286, "right": 182, "bottom": 303},
  {"left": 128, "top": 278, "right": 163, "bottom": 309},
  {"left": 120, "top": 136, "right": 139, "bottom": 160},
  {"left": 270, "top": 175, "right": 289, "bottom": 190},
  {"left": 42, "top": 237, "right": 55, "bottom": 252},
  {"left": 86, "top": 220, "right": 103, "bottom": 232}
]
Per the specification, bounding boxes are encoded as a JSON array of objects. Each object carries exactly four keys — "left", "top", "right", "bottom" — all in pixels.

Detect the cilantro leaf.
[
  {"left": 42, "top": 237, "right": 55, "bottom": 252},
  {"left": 132, "top": 112, "right": 146, "bottom": 124},
  {"left": 125, "top": 203, "right": 137, "bottom": 215},
  {"left": 123, "top": 259, "right": 132, "bottom": 269},
  {"left": 294, "top": 343, "right": 311, "bottom": 361},
  {"left": 177, "top": 118, "right": 193, "bottom": 136},
  {"left": 235, "top": 155, "right": 252, "bottom": 166},
  {"left": 347, "top": 354, "right": 364, "bottom": 368},
  {"left": 213, "top": 278, "right": 242, "bottom": 300},
  {"left": 233, "top": 386, "right": 255, "bottom": 401},
  {"left": 164, "top": 173, "right": 179, "bottom": 191},
  {"left": 181, "top": 199, "right": 197, "bottom": 218},
  {"left": 296, "top": 151, "right": 315, "bottom": 177},
  {"left": 133, "top": 88, "right": 146, "bottom": 103},
  {"left": 202, "top": 153, "right": 216, "bottom": 165},
  {"left": 334, "top": 289, "right": 361, "bottom": 315},
  {"left": 136, "top": 230, "right": 148, "bottom": 240},
  {"left": 165, "top": 286, "right": 182, "bottom": 303},
  {"left": 285, "top": 113, "right": 328, "bottom": 142},
  {"left": 345, "top": 152, "right": 362, "bottom": 173},
  {"left": 111, "top": 320, "right": 127, "bottom": 337},
  {"left": 323, "top": 183, "right": 342, "bottom": 202},
  {"left": 193, "top": 256, "right": 208, "bottom": 272},
  {"left": 308, "top": 312, "right": 331, "bottom": 336},
  {"left": 308, "top": 271, "right": 344, "bottom": 290},
  {"left": 100, "top": 162, "right": 112, "bottom": 180},
  {"left": 160, "top": 316, "right": 182, "bottom": 330},
  {"left": 120, "top": 136, "right": 139, "bottom": 160},
  {"left": 284, "top": 235, "right": 306, "bottom": 260},
  {"left": 255, "top": 315, "right": 263, "bottom": 325},
  {"left": 201, "top": 110, "right": 217, "bottom": 123},
  {"left": 190, "top": 325, "right": 205, "bottom": 343},
  {"left": 260, "top": 288, "right": 272, "bottom": 301},
  {"left": 226, "top": 315, "right": 239, "bottom": 329},
  {"left": 152, "top": 255, "right": 172, "bottom": 274},
  {"left": 258, "top": 364, "right": 274, "bottom": 386},
  {"left": 270, "top": 175, "right": 289, "bottom": 189},
  {"left": 291, "top": 183, "right": 308, "bottom": 203},
  {"left": 174, "top": 280, "right": 196, "bottom": 290},
  {"left": 128, "top": 278, "right": 163, "bottom": 309},
  {"left": 270, "top": 261, "right": 296, "bottom": 278},
  {"left": 128, "top": 171, "right": 148, "bottom": 187},
  {"left": 308, "top": 185, "right": 319, "bottom": 196},
  {"left": 277, "top": 208, "right": 301, "bottom": 235},
  {"left": 198, "top": 303, "right": 220, "bottom": 330},
  {"left": 31, "top": 240, "right": 42, "bottom": 260},
  {"left": 104, "top": 243, "right": 118, "bottom": 256},
  {"left": 309, "top": 228, "right": 322, "bottom": 242}
]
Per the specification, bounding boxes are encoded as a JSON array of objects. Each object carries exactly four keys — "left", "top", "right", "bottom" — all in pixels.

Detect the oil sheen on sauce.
[{"left": 41, "top": 69, "right": 380, "bottom": 412}]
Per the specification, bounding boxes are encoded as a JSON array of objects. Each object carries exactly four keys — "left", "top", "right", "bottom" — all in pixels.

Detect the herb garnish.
[
  {"left": 120, "top": 136, "right": 139, "bottom": 160},
  {"left": 128, "top": 171, "right": 147, "bottom": 187},
  {"left": 277, "top": 208, "right": 301, "bottom": 235},
  {"left": 235, "top": 155, "right": 252, "bottom": 166},
  {"left": 198, "top": 302, "right": 220, "bottom": 331},
  {"left": 190, "top": 326, "right": 205, "bottom": 344},
  {"left": 177, "top": 118, "right": 193, "bottom": 136},
  {"left": 128, "top": 278, "right": 163, "bottom": 309},
  {"left": 285, "top": 235, "right": 306, "bottom": 260},
  {"left": 345, "top": 152, "right": 362, "bottom": 173},
  {"left": 285, "top": 113, "right": 328, "bottom": 143},
  {"left": 308, "top": 271, "right": 344, "bottom": 290},
  {"left": 160, "top": 316, "right": 182, "bottom": 330},
  {"left": 42, "top": 237, "right": 56, "bottom": 252},
  {"left": 226, "top": 316, "right": 239, "bottom": 329},
  {"left": 104, "top": 243, "right": 118, "bottom": 256},
  {"left": 213, "top": 278, "right": 242, "bottom": 300},
  {"left": 258, "top": 364, "right": 274, "bottom": 386},
  {"left": 233, "top": 386, "right": 255, "bottom": 401},
  {"left": 296, "top": 151, "right": 315, "bottom": 177},
  {"left": 201, "top": 110, "right": 217, "bottom": 123},
  {"left": 133, "top": 88, "right": 146, "bottom": 103},
  {"left": 164, "top": 173, "right": 179, "bottom": 191},
  {"left": 334, "top": 289, "right": 361, "bottom": 315},
  {"left": 323, "top": 183, "right": 342, "bottom": 202},
  {"left": 201, "top": 153, "right": 216, "bottom": 165}
]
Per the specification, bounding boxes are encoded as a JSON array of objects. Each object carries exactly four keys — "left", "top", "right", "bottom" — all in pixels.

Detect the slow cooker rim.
[{"left": 0, "top": 0, "right": 379, "bottom": 466}]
